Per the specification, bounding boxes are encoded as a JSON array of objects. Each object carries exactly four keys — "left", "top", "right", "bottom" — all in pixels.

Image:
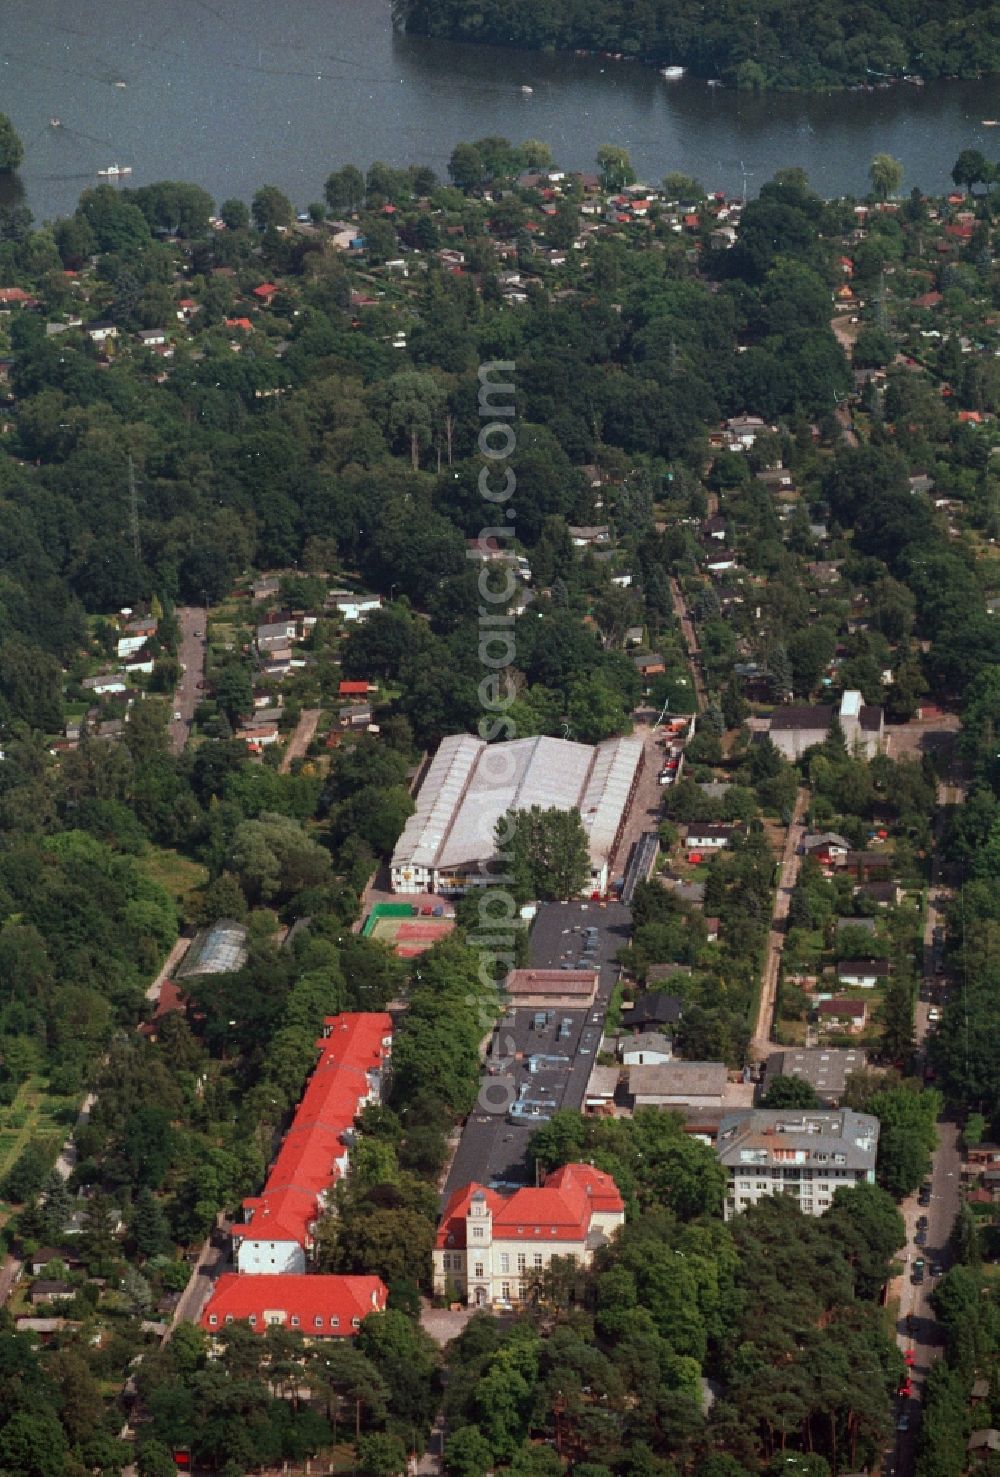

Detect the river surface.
[{"left": 3, "top": 0, "right": 1000, "bottom": 221}]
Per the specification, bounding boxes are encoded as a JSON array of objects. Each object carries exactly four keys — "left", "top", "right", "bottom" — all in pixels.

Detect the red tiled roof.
[
  {"left": 138, "top": 979, "right": 186, "bottom": 1037},
  {"left": 0, "top": 287, "right": 36, "bottom": 304},
  {"left": 235, "top": 1014, "right": 392, "bottom": 1248},
  {"left": 201, "top": 1272, "right": 387, "bottom": 1336},
  {"left": 253, "top": 282, "right": 278, "bottom": 298},
  {"left": 226, "top": 317, "right": 253, "bottom": 330},
  {"left": 436, "top": 1163, "right": 623, "bottom": 1249},
  {"left": 338, "top": 680, "right": 369, "bottom": 695}
]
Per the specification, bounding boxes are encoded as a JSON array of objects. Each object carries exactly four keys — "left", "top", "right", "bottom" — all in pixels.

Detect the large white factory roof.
[{"left": 392, "top": 734, "right": 643, "bottom": 877}]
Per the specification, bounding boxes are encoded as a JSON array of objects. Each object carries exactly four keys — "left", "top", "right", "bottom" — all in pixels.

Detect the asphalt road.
[
  {"left": 888, "top": 781, "right": 964, "bottom": 1477},
  {"left": 169, "top": 605, "right": 207, "bottom": 753},
  {"left": 441, "top": 900, "right": 631, "bottom": 1201}
]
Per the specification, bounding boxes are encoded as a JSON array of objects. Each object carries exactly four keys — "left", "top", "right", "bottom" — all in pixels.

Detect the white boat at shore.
[
  {"left": 97, "top": 163, "right": 132, "bottom": 177},
  {"left": 983, "top": 119, "right": 999, "bottom": 126},
  {"left": 660, "top": 65, "right": 686, "bottom": 79},
  {"left": 520, "top": 84, "right": 533, "bottom": 94}
]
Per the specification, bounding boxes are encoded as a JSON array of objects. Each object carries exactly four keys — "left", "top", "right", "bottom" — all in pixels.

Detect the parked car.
[
  {"left": 897, "top": 1412, "right": 911, "bottom": 1433},
  {"left": 930, "top": 1261, "right": 944, "bottom": 1277},
  {"left": 914, "top": 1229, "right": 926, "bottom": 1247}
]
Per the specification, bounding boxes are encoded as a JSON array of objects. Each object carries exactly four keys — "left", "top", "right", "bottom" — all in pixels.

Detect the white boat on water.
[
  {"left": 520, "top": 84, "right": 533, "bottom": 94},
  {"left": 97, "top": 163, "right": 132, "bottom": 177},
  {"left": 660, "top": 65, "right": 685, "bottom": 79},
  {"left": 984, "top": 119, "right": 999, "bottom": 126}
]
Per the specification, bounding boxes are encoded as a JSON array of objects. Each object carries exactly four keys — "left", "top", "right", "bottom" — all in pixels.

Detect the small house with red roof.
[
  {"left": 138, "top": 979, "right": 188, "bottom": 1042},
  {"left": 434, "top": 1163, "right": 624, "bottom": 1307},
  {"left": 338, "top": 680, "right": 370, "bottom": 698},
  {"left": 253, "top": 282, "right": 279, "bottom": 304},
  {"left": 201, "top": 1272, "right": 387, "bottom": 1339}
]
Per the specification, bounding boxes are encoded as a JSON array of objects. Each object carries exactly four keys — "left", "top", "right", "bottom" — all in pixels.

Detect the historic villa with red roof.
[
  {"left": 201, "top": 1272, "right": 387, "bottom": 1338},
  {"left": 434, "top": 1163, "right": 624, "bottom": 1307},
  {"left": 231, "top": 1013, "right": 392, "bottom": 1275}
]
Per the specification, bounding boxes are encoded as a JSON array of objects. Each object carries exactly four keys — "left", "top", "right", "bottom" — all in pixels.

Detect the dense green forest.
[{"left": 394, "top": 0, "right": 1000, "bottom": 91}]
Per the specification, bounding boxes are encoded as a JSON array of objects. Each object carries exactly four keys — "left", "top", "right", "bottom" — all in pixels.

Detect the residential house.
[
  {"left": 567, "top": 525, "right": 611, "bottom": 548},
  {"left": 816, "top": 998, "right": 868, "bottom": 1033},
  {"left": 835, "top": 959, "right": 890, "bottom": 988},
  {"left": 28, "top": 1249, "right": 82, "bottom": 1278},
  {"left": 627, "top": 1061, "right": 727, "bottom": 1109},
  {"left": 0, "top": 287, "right": 39, "bottom": 309},
  {"left": 633, "top": 652, "right": 666, "bottom": 679},
  {"left": 338, "top": 680, "right": 371, "bottom": 699},
  {"left": 202, "top": 1273, "right": 387, "bottom": 1339},
  {"left": 329, "top": 591, "right": 383, "bottom": 622},
  {"left": 29, "top": 1281, "right": 74, "bottom": 1307},
  {"left": 136, "top": 328, "right": 168, "bottom": 347},
  {"left": 802, "top": 831, "right": 851, "bottom": 864},
  {"left": 717, "top": 1108, "right": 879, "bottom": 1219},
  {"left": 620, "top": 994, "right": 684, "bottom": 1031},
  {"left": 236, "top": 721, "right": 280, "bottom": 748},
  {"left": 433, "top": 1164, "right": 625, "bottom": 1307},
  {"left": 86, "top": 321, "right": 118, "bottom": 344},
  {"left": 763, "top": 1048, "right": 867, "bottom": 1106},
  {"left": 81, "top": 672, "right": 127, "bottom": 696},
  {"left": 620, "top": 1032, "right": 672, "bottom": 1066},
  {"left": 725, "top": 415, "right": 770, "bottom": 448},
  {"left": 503, "top": 969, "right": 598, "bottom": 1010},
  {"left": 685, "top": 823, "right": 735, "bottom": 852},
  {"left": 138, "top": 979, "right": 188, "bottom": 1042},
  {"left": 251, "top": 577, "right": 281, "bottom": 602},
  {"left": 257, "top": 617, "right": 298, "bottom": 651},
  {"left": 338, "top": 703, "right": 373, "bottom": 730}
]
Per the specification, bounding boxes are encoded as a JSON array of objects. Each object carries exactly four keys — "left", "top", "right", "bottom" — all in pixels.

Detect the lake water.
[{"left": 3, "top": 0, "right": 1000, "bottom": 221}]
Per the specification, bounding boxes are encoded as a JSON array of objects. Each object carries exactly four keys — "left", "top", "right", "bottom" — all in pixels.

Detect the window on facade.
[
  {"left": 499, "top": 1253, "right": 510, "bottom": 1273},
  {"left": 517, "top": 1253, "right": 526, "bottom": 1272},
  {"left": 225, "top": 1314, "right": 234, "bottom": 1324},
  {"left": 533, "top": 1253, "right": 543, "bottom": 1268},
  {"left": 472, "top": 1226, "right": 484, "bottom": 1239},
  {"left": 501, "top": 1282, "right": 511, "bottom": 1301},
  {"left": 291, "top": 1316, "right": 300, "bottom": 1326},
  {"left": 209, "top": 1315, "right": 218, "bottom": 1325},
  {"left": 314, "top": 1316, "right": 323, "bottom": 1328},
  {"left": 248, "top": 1315, "right": 257, "bottom": 1326},
  {"left": 474, "top": 1262, "right": 484, "bottom": 1278},
  {"left": 352, "top": 1317, "right": 361, "bottom": 1329},
  {"left": 331, "top": 1317, "right": 339, "bottom": 1327}
]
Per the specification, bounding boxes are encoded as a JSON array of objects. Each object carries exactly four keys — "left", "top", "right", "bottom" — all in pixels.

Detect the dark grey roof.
[
  {"left": 768, "top": 705, "right": 834, "bottom": 732},
  {"left": 623, "top": 993, "right": 684, "bottom": 1027}
]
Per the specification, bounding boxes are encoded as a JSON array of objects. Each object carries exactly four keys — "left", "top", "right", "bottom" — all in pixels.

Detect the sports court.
[{"left": 363, "top": 901, "right": 455, "bottom": 959}]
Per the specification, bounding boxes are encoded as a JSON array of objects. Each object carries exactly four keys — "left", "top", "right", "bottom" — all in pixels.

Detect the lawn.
[{"left": 141, "top": 847, "right": 209, "bottom": 910}]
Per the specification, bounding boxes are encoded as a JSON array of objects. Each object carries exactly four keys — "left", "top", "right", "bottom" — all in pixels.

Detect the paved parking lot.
[{"left": 441, "top": 901, "right": 631, "bottom": 1200}]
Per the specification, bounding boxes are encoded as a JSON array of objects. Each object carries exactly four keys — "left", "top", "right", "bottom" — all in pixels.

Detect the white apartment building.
[{"left": 716, "top": 1109, "right": 879, "bottom": 1220}]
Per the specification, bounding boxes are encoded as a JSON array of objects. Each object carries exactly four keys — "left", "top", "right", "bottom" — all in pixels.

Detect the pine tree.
[
  {"left": 40, "top": 1171, "right": 73, "bottom": 1243},
  {"left": 130, "top": 1187, "right": 172, "bottom": 1259}
]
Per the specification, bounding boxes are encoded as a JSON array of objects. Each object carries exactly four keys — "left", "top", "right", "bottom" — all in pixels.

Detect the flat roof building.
[
  {"left": 717, "top": 1108, "right": 879, "bottom": 1219},
  {"left": 391, "top": 734, "right": 644, "bottom": 896}
]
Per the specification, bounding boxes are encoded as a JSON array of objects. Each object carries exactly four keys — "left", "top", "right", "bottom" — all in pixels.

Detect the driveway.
[
  {"left": 169, "top": 606, "right": 207, "bottom": 753},
  {"left": 668, "top": 577, "right": 708, "bottom": 712},
  {"left": 280, "top": 707, "right": 322, "bottom": 773},
  {"left": 750, "top": 786, "right": 809, "bottom": 1059}
]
